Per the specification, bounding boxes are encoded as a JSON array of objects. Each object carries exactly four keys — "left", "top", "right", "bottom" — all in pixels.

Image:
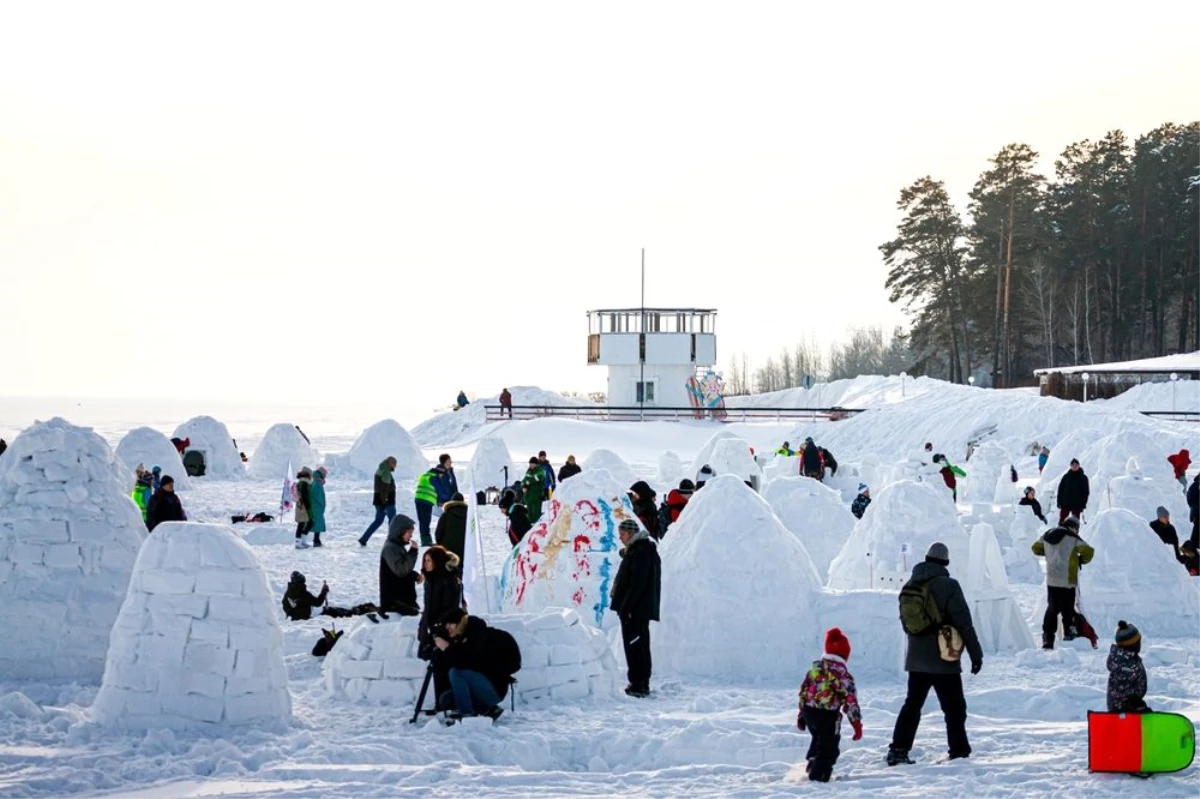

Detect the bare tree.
[{"left": 1022, "top": 255, "right": 1055, "bottom": 366}]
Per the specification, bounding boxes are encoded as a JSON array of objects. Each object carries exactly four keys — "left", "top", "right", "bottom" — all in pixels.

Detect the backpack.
[
  {"left": 656, "top": 501, "right": 672, "bottom": 537},
  {"left": 898, "top": 578, "right": 943, "bottom": 635},
  {"left": 489, "top": 627, "right": 522, "bottom": 676}
]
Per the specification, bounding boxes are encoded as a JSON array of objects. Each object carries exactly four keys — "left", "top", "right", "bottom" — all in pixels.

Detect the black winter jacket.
[
  {"left": 373, "top": 472, "right": 397, "bottom": 508},
  {"left": 441, "top": 616, "right": 513, "bottom": 698},
  {"left": 282, "top": 580, "right": 328, "bottom": 621},
  {"left": 507, "top": 503, "right": 532, "bottom": 546},
  {"left": 379, "top": 516, "right": 420, "bottom": 614},
  {"left": 1056, "top": 469, "right": 1090, "bottom": 510},
  {"left": 146, "top": 489, "right": 186, "bottom": 531},
  {"left": 418, "top": 556, "right": 462, "bottom": 656},
  {"left": 610, "top": 534, "right": 662, "bottom": 622},
  {"left": 1019, "top": 496, "right": 1047, "bottom": 524},
  {"left": 435, "top": 500, "right": 469, "bottom": 561},
  {"left": 901, "top": 561, "right": 983, "bottom": 675},
  {"left": 558, "top": 462, "right": 582, "bottom": 482}
]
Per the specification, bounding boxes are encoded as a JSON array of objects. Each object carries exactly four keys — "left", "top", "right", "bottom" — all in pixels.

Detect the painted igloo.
[
  {"left": 324, "top": 608, "right": 619, "bottom": 706},
  {"left": 708, "top": 438, "right": 763, "bottom": 489},
  {"left": 762, "top": 476, "right": 856, "bottom": 580},
  {"left": 0, "top": 418, "right": 146, "bottom": 680},
  {"left": 1098, "top": 457, "right": 1189, "bottom": 523},
  {"left": 468, "top": 435, "right": 515, "bottom": 490},
  {"left": 92, "top": 522, "right": 291, "bottom": 730},
  {"left": 324, "top": 419, "right": 428, "bottom": 481},
  {"left": 963, "top": 523, "right": 1036, "bottom": 654},
  {"left": 248, "top": 423, "right": 321, "bottom": 481},
  {"left": 657, "top": 475, "right": 823, "bottom": 680},
  {"left": 115, "top": 427, "right": 191, "bottom": 490},
  {"left": 657, "top": 450, "right": 684, "bottom": 487},
  {"left": 580, "top": 449, "right": 638, "bottom": 492},
  {"left": 827, "top": 480, "right": 970, "bottom": 591},
  {"left": 172, "top": 416, "right": 245, "bottom": 480},
  {"left": 498, "top": 469, "right": 637, "bottom": 626}
]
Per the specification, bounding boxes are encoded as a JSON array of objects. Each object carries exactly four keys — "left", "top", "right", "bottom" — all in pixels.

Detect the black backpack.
[
  {"left": 489, "top": 627, "right": 522, "bottom": 676},
  {"left": 311, "top": 627, "right": 343, "bottom": 657},
  {"left": 656, "top": 501, "right": 672, "bottom": 538}
]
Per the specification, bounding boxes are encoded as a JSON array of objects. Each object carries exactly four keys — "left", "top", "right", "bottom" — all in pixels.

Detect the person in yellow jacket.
[
  {"left": 1031, "top": 515, "right": 1094, "bottom": 649},
  {"left": 414, "top": 467, "right": 440, "bottom": 546},
  {"left": 130, "top": 472, "right": 153, "bottom": 521}
]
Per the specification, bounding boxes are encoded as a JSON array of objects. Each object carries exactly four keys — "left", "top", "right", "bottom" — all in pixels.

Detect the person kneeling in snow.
[
  {"left": 798, "top": 628, "right": 863, "bottom": 782},
  {"left": 433, "top": 607, "right": 520, "bottom": 721},
  {"left": 1107, "top": 621, "right": 1150, "bottom": 713}
]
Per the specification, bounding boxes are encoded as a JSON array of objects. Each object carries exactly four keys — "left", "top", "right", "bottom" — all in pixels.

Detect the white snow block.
[{"left": 92, "top": 522, "right": 290, "bottom": 730}]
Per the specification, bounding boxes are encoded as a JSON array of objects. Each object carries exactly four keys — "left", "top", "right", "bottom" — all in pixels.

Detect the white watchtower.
[{"left": 586, "top": 308, "right": 717, "bottom": 407}]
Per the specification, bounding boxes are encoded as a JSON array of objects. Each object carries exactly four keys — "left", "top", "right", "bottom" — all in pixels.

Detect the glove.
[
  {"left": 851, "top": 719, "right": 863, "bottom": 741},
  {"left": 796, "top": 712, "right": 806, "bottom": 731},
  {"left": 970, "top": 659, "right": 982, "bottom": 675}
]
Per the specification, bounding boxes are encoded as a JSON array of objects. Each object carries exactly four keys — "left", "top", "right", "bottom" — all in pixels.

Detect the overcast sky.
[{"left": 2, "top": 1, "right": 1196, "bottom": 413}]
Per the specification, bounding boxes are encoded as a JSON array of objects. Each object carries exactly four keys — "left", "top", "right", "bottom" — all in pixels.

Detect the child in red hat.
[{"left": 797, "top": 627, "right": 863, "bottom": 782}]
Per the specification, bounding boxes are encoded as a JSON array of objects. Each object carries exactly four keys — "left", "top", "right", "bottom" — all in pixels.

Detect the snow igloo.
[
  {"left": 580, "top": 449, "right": 638, "bottom": 491},
  {"left": 1098, "top": 457, "right": 1189, "bottom": 523},
  {"left": 498, "top": 469, "right": 637, "bottom": 626},
  {"left": 0, "top": 419, "right": 146, "bottom": 680},
  {"left": 115, "top": 427, "right": 190, "bottom": 490},
  {"left": 691, "top": 429, "right": 743, "bottom": 477},
  {"left": 708, "top": 438, "right": 764, "bottom": 490},
  {"left": 657, "top": 451, "right": 684, "bottom": 487},
  {"left": 172, "top": 416, "right": 245, "bottom": 480},
  {"left": 249, "top": 423, "right": 321, "bottom": 481},
  {"left": 92, "top": 522, "right": 291, "bottom": 730},
  {"left": 827, "top": 480, "right": 970, "bottom": 591},
  {"left": 324, "top": 419, "right": 428, "bottom": 481},
  {"left": 468, "top": 436, "right": 515, "bottom": 490},
  {"left": 762, "top": 476, "right": 856, "bottom": 581},
  {"left": 657, "top": 475, "right": 824, "bottom": 680},
  {"left": 324, "top": 608, "right": 619, "bottom": 706}
]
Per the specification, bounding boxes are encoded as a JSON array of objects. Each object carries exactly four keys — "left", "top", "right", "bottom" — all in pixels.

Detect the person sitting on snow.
[
  {"left": 1019, "top": 486, "right": 1048, "bottom": 524},
  {"left": 1107, "top": 621, "right": 1150, "bottom": 713},
  {"left": 851, "top": 484, "right": 871, "bottom": 519},
  {"left": 456, "top": 390, "right": 469, "bottom": 409},
  {"left": 797, "top": 627, "right": 863, "bottom": 783}
]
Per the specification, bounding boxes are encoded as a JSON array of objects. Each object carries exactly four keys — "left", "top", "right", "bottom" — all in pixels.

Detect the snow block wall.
[
  {"left": 92, "top": 522, "right": 291, "bottom": 731},
  {"left": 580, "top": 450, "right": 638, "bottom": 492},
  {"left": 761, "top": 476, "right": 856, "bottom": 582},
  {"left": 808, "top": 590, "right": 907, "bottom": 676},
  {"left": 498, "top": 470, "right": 634, "bottom": 626},
  {"left": 249, "top": 423, "right": 320, "bottom": 481},
  {"left": 657, "top": 476, "right": 824, "bottom": 680},
  {"left": 469, "top": 436, "right": 515, "bottom": 490},
  {"left": 827, "top": 480, "right": 970, "bottom": 591},
  {"left": 964, "top": 524, "right": 1035, "bottom": 655},
  {"left": 0, "top": 418, "right": 146, "bottom": 680},
  {"left": 115, "top": 427, "right": 190, "bottom": 490},
  {"left": 324, "top": 419, "right": 428, "bottom": 481},
  {"left": 172, "top": 416, "right": 245, "bottom": 480},
  {"left": 323, "top": 609, "right": 620, "bottom": 706}
]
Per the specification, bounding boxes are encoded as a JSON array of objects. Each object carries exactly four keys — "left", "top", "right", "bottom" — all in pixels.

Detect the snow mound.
[
  {"left": 1099, "top": 379, "right": 1200, "bottom": 411},
  {"left": 0, "top": 418, "right": 146, "bottom": 680},
  {"left": 92, "top": 522, "right": 291, "bottom": 730},
  {"left": 808, "top": 590, "right": 908, "bottom": 675},
  {"left": 963, "top": 524, "right": 1036, "bottom": 655},
  {"left": 1079, "top": 430, "right": 1177, "bottom": 488},
  {"left": 324, "top": 608, "right": 619, "bottom": 706},
  {"left": 1035, "top": 427, "right": 1105, "bottom": 495},
  {"left": 708, "top": 438, "right": 763, "bottom": 488},
  {"left": 827, "top": 480, "right": 969, "bottom": 591},
  {"left": 657, "top": 451, "right": 684, "bottom": 486},
  {"left": 1099, "top": 461, "right": 1189, "bottom": 522},
  {"left": 761, "top": 477, "right": 856, "bottom": 581},
  {"left": 961, "top": 442, "right": 1009, "bottom": 504},
  {"left": 690, "top": 429, "right": 742, "bottom": 476},
  {"left": 249, "top": 423, "right": 321, "bottom": 481},
  {"left": 1003, "top": 507, "right": 1048, "bottom": 585},
  {"left": 411, "top": 386, "right": 599, "bottom": 446},
  {"left": 172, "top": 416, "right": 245, "bottom": 480},
  {"left": 1074, "top": 509, "right": 1199, "bottom": 639},
  {"left": 324, "top": 419, "right": 428, "bottom": 481},
  {"left": 468, "top": 436, "right": 515, "bottom": 490},
  {"left": 657, "top": 475, "right": 823, "bottom": 679},
  {"left": 581, "top": 449, "right": 638, "bottom": 491},
  {"left": 114, "top": 427, "right": 191, "bottom": 490},
  {"left": 498, "top": 469, "right": 635, "bottom": 625}
]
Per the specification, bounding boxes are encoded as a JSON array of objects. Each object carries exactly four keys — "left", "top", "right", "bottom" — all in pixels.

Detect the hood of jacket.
[
  {"left": 385, "top": 514, "right": 416, "bottom": 547},
  {"left": 1043, "top": 526, "right": 1074, "bottom": 545},
  {"left": 910, "top": 560, "right": 949, "bottom": 584},
  {"left": 630, "top": 481, "right": 655, "bottom": 501}
]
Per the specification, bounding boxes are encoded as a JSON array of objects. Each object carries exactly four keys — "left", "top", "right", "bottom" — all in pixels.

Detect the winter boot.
[
  {"left": 482, "top": 706, "right": 504, "bottom": 721},
  {"left": 1041, "top": 634, "right": 1054, "bottom": 650},
  {"left": 312, "top": 533, "right": 323, "bottom": 548},
  {"left": 1063, "top": 625, "right": 1079, "bottom": 641},
  {"left": 295, "top": 535, "right": 310, "bottom": 549},
  {"left": 886, "top": 748, "right": 914, "bottom": 766}
]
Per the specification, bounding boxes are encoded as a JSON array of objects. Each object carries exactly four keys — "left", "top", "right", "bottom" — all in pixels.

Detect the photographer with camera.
[{"left": 431, "top": 607, "right": 521, "bottom": 721}]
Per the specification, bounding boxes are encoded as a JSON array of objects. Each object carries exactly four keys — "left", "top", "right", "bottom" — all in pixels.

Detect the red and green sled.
[{"left": 1088, "top": 711, "right": 1196, "bottom": 774}]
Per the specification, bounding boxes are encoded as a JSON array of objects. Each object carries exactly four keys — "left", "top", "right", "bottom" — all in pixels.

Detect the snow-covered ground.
[{"left": 0, "top": 376, "right": 1197, "bottom": 798}]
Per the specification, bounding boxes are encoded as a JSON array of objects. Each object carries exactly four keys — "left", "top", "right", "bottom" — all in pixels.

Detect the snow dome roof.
[
  {"left": 468, "top": 436, "right": 515, "bottom": 490},
  {"left": 581, "top": 449, "right": 638, "bottom": 491},
  {"left": 708, "top": 438, "right": 762, "bottom": 483},
  {"left": 761, "top": 476, "right": 856, "bottom": 582},
  {"left": 326, "top": 419, "right": 428, "bottom": 481},
  {"left": 691, "top": 429, "right": 742, "bottom": 474},
  {"left": 248, "top": 423, "right": 321, "bottom": 480},
  {"left": 172, "top": 416, "right": 246, "bottom": 480},
  {"left": 115, "top": 427, "right": 191, "bottom": 490}
]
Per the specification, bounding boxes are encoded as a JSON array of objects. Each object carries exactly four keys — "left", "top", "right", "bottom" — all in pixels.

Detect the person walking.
[
  {"left": 887, "top": 542, "right": 983, "bottom": 766},
  {"left": 358, "top": 457, "right": 398, "bottom": 546},
  {"left": 609, "top": 518, "right": 662, "bottom": 698},
  {"left": 414, "top": 464, "right": 440, "bottom": 546},
  {"left": 797, "top": 628, "right": 863, "bottom": 782},
  {"left": 309, "top": 466, "right": 328, "bottom": 547},
  {"left": 294, "top": 467, "right": 314, "bottom": 549},
  {"left": 1055, "top": 458, "right": 1090, "bottom": 524},
  {"left": 538, "top": 451, "right": 556, "bottom": 499},
  {"left": 1031, "top": 515, "right": 1094, "bottom": 649}
]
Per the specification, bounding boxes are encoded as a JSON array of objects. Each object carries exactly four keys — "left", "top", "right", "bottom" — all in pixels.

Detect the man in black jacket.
[
  {"left": 887, "top": 542, "right": 984, "bottom": 766},
  {"left": 610, "top": 518, "right": 662, "bottom": 698},
  {"left": 379, "top": 515, "right": 420, "bottom": 615},
  {"left": 435, "top": 493, "right": 469, "bottom": 561},
  {"left": 433, "top": 607, "right": 516, "bottom": 720},
  {"left": 1055, "top": 458, "right": 1090, "bottom": 524},
  {"left": 145, "top": 475, "right": 186, "bottom": 531}
]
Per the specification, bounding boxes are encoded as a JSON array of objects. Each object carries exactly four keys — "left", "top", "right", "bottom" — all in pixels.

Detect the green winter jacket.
[
  {"left": 521, "top": 466, "right": 545, "bottom": 504},
  {"left": 415, "top": 469, "right": 438, "bottom": 505},
  {"left": 309, "top": 475, "right": 327, "bottom": 533},
  {"left": 131, "top": 484, "right": 151, "bottom": 521}
]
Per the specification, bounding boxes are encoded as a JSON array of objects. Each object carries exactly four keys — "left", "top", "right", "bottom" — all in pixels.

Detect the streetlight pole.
[
  {"left": 900, "top": 371, "right": 907, "bottom": 398},
  {"left": 1082, "top": 372, "right": 1090, "bottom": 403},
  {"left": 1170, "top": 372, "right": 1179, "bottom": 417},
  {"left": 639, "top": 248, "right": 645, "bottom": 422}
]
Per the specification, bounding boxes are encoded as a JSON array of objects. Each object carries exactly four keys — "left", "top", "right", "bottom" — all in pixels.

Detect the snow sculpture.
[
  {"left": 92, "top": 522, "right": 291, "bottom": 730},
  {"left": 323, "top": 419, "right": 428, "bottom": 481},
  {"left": 324, "top": 608, "right": 619, "bottom": 705},
  {"left": 1079, "top": 432, "right": 1177, "bottom": 488},
  {"left": 1003, "top": 507, "right": 1046, "bottom": 585},
  {"left": 0, "top": 418, "right": 146, "bottom": 680},
  {"left": 580, "top": 449, "right": 638, "bottom": 492},
  {"left": 657, "top": 476, "right": 823, "bottom": 680},
  {"left": 468, "top": 436, "right": 515, "bottom": 490},
  {"left": 657, "top": 450, "right": 684, "bottom": 487},
  {"left": 172, "top": 416, "right": 245, "bottom": 480},
  {"left": 959, "top": 441, "right": 1008, "bottom": 504},
  {"left": 691, "top": 429, "right": 742, "bottom": 477},
  {"left": 708, "top": 438, "right": 763, "bottom": 490},
  {"left": 498, "top": 470, "right": 635, "bottom": 625},
  {"left": 1099, "top": 457, "right": 1188, "bottom": 523},
  {"left": 827, "top": 480, "right": 970, "bottom": 591},
  {"left": 762, "top": 476, "right": 856, "bottom": 581},
  {"left": 249, "top": 423, "right": 320, "bottom": 480},
  {"left": 115, "top": 427, "right": 191, "bottom": 490},
  {"left": 963, "top": 524, "right": 1036, "bottom": 654}
]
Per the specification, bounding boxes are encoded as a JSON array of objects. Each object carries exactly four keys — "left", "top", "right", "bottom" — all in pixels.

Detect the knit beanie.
[
  {"left": 858, "top": 483, "right": 869, "bottom": 493},
  {"left": 1155, "top": 506, "right": 1169, "bottom": 519},
  {"left": 925, "top": 541, "right": 950, "bottom": 566},
  {"left": 824, "top": 627, "right": 851, "bottom": 661},
  {"left": 1114, "top": 620, "right": 1141, "bottom": 648}
]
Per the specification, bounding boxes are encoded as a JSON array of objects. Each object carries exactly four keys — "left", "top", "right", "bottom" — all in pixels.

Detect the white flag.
[{"left": 461, "top": 473, "right": 492, "bottom": 613}]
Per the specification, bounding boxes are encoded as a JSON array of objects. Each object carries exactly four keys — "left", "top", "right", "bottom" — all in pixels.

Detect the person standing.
[
  {"left": 538, "top": 451, "right": 556, "bottom": 498},
  {"left": 435, "top": 492, "right": 469, "bottom": 561},
  {"left": 558, "top": 455, "right": 582, "bottom": 482},
  {"left": 851, "top": 484, "right": 871, "bottom": 520},
  {"left": 609, "top": 518, "right": 662, "bottom": 698},
  {"left": 1055, "top": 458, "right": 1090, "bottom": 524},
  {"left": 1167, "top": 449, "right": 1191, "bottom": 491},
  {"left": 309, "top": 466, "right": 328, "bottom": 548},
  {"left": 499, "top": 388, "right": 513, "bottom": 419},
  {"left": 150, "top": 465, "right": 162, "bottom": 492},
  {"left": 1038, "top": 446, "right": 1050, "bottom": 474},
  {"left": 800, "top": 437, "right": 825, "bottom": 481},
  {"left": 433, "top": 454, "right": 459, "bottom": 506},
  {"left": 131, "top": 471, "right": 153, "bottom": 523},
  {"left": 1031, "top": 515, "right": 1094, "bottom": 649},
  {"left": 629, "top": 481, "right": 660, "bottom": 539},
  {"left": 505, "top": 502, "right": 532, "bottom": 546},
  {"left": 294, "top": 467, "right": 314, "bottom": 549},
  {"left": 521, "top": 457, "right": 547, "bottom": 523},
  {"left": 145, "top": 475, "right": 187, "bottom": 532},
  {"left": 887, "top": 542, "right": 983, "bottom": 766},
  {"left": 418, "top": 544, "right": 463, "bottom": 706},
  {"left": 414, "top": 464, "right": 440, "bottom": 547},
  {"left": 358, "top": 457, "right": 398, "bottom": 546},
  {"left": 379, "top": 515, "right": 421, "bottom": 616},
  {"left": 797, "top": 628, "right": 863, "bottom": 782}
]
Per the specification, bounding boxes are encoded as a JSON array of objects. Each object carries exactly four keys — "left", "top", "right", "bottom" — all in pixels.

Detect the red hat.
[{"left": 824, "top": 627, "right": 851, "bottom": 661}]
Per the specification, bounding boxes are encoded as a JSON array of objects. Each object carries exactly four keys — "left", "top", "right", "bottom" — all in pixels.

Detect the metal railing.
[
  {"left": 483, "top": 404, "right": 864, "bottom": 423},
  {"left": 1138, "top": 410, "right": 1200, "bottom": 421}
]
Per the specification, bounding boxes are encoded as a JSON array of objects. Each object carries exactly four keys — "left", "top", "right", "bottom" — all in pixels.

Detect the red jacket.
[
  {"left": 665, "top": 489, "right": 691, "bottom": 522},
  {"left": 940, "top": 466, "right": 957, "bottom": 490},
  {"left": 1168, "top": 450, "right": 1191, "bottom": 479}
]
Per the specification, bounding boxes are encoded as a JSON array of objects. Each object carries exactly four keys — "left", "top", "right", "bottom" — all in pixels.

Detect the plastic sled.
[{"left": 1088, "top": 711, "right": 1196, "bottom": 774}]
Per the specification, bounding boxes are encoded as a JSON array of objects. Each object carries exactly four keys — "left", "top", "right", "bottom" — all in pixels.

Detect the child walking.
[
  {"left": 1107, "top": 620, "right": 1151, "bottom": 713},
  {"left": 798, "top": 627, "right": 863, "bottom": 782}
]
